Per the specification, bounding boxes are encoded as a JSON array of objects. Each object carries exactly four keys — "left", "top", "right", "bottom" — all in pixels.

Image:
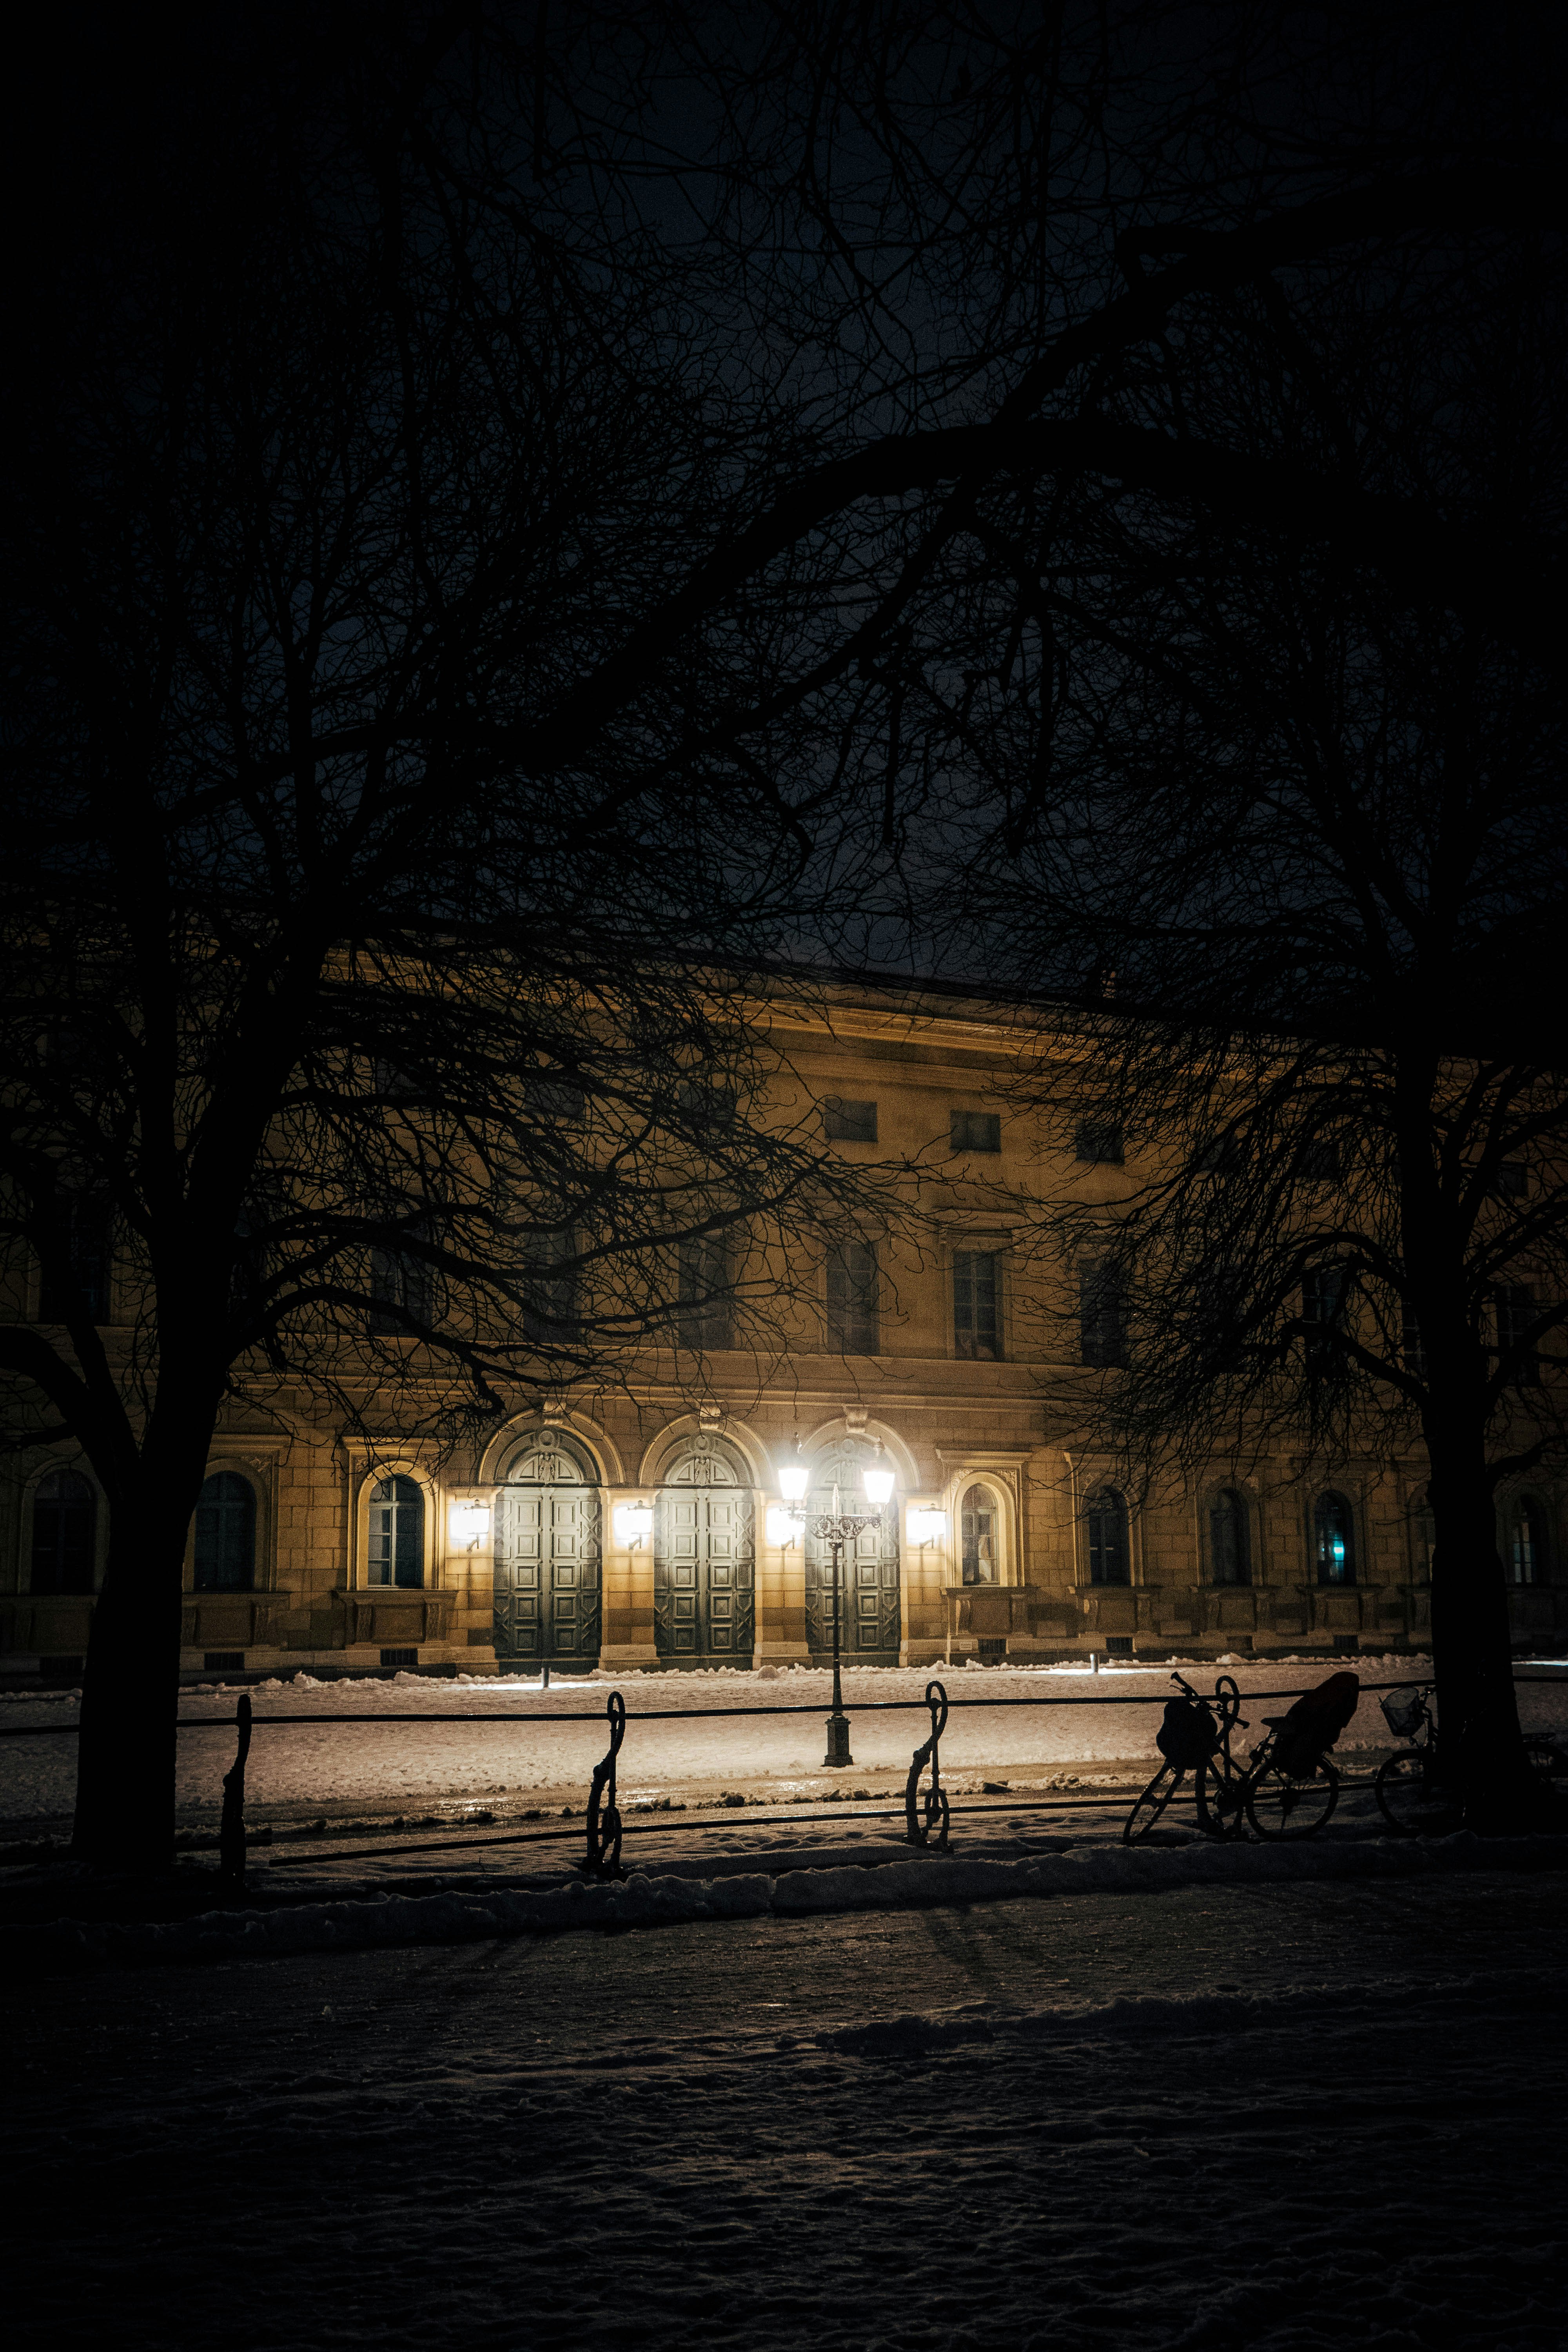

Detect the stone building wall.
[{"left": 2, "top": 990, "right": 1563, "bottom": 1675}]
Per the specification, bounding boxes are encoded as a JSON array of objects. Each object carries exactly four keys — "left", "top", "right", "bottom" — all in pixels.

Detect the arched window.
[
  {"left": 193, "top": 1472, "right": 256, "bottom": 1592},
  {"left": 1506, "top": 1496, "right": 1550, "bottom": 1588},
  {"left": 1086, "top": 1488, "right": 1129, "bottom": 1586},
  {"left": 961, "top": 1484, "right": 998, "bottom": 1584},
  {"left": 369, "top": 1475, "right": 425, "bottom": 1589},
  {"left": 31, "top": 1469, "right": 97, "bottom": 1594},
  {"left": 1409, "top": 1486, "right": 1436, "bottom": 1583},
  {"left": 1313, "top": 1491, "right": 1356, "bottom": 1586},
  {"left": 1209, "top": 1489, "right": 1250, "bottom": 1586}
]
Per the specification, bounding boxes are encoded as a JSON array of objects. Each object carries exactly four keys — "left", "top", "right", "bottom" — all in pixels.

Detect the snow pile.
[{"left": 9, "top": 1825, "right": 1566, "bottom": 1977}]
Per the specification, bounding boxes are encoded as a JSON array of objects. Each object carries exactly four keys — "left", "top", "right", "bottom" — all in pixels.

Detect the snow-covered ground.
[
  {"left": 9, "top": 1862, "right": 1566, "bottom": 2350},
  {"left": 2, "top": 1656, "right": 1565, "bottom": 1825}
]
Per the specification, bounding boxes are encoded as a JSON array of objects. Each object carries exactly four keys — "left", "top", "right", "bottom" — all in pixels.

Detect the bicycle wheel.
[
  {"left": 1194, "top": 1755, "right": 1247, "bottom": 1839},
  {"left": 1123, "top": 1763, "right": 1183, "bottom": 1844},
  {"left": 1246, "top": 1756, "right": 1340, "bottom": 1839},
  {"left": 1375, "top": 1748, "right": 1459, "bottom": 1836}
]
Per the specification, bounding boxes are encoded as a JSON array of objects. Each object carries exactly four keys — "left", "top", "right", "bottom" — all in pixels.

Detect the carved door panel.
[
  {"left": 494, "top": 1468, "right": 601, "bottom": 1663},
  {"left": 654, "top": 1450, "right": 755, "bottom": 1663},
  {"left": 804, "top": 1446, "right": 900, "bottom": 1661}
]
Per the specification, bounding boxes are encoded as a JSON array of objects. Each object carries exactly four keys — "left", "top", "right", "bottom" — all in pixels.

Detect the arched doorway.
[
  {"left": 805, "top": 1440, "right": 900, "bottom": 1664},
  {"left": 494, "top": 1435, "right": 603, "bottom": 1665},
  {"left": 654, "top": 1441, "right": 755, "bottom": 1665}
]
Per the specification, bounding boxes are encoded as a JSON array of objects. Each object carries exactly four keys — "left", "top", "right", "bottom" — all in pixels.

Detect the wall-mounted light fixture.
[
  {"left": 449, "top": 1499, "right": 492, "bottom": 1551},
  {"left": 767, "top": 1505, "right": 806, "bottom": 1548},
  {"left": 613, "top": 1501, "right": 654, "bottom": 1548},
  {"left": 907, "top": 1507, "right": 949, "bottom": 1546}
]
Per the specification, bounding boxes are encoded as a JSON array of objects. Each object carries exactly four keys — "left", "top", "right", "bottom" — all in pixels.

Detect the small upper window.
[
  {"left": 949, "top": 1111, "right": 1001, "bottom": 1154},
  {"left": 369, "top": 1241, "right": 436, "bottom": 1336},
  {"left": 960, "top": 1484, "right": 998, "bottom": 1584},
  {"left": 194, "top": 1472, "right": 256, "bottom": 1593},
  {"left": 1493, "top": 1161, "right": 1527, "bottom": 1200},
  {"left": 823, "top": 1098, "right": 878, "bottom": 1145},
  {"left": 1075, "top": 1121, "right": 1124, "bottom": 1167},
  {"left": 31, "top": 1468, "right": 97, "bottom": 1595},
  {"left": 524, "top": 1073, "right": 586, "bottom": 1125},
  {"left": 1313, "top": 1490, "right": 1356, "bottom": 1586},
  {"left": 1302, "top": 1267, "right": 1345, "bottom": 1325},
  {"left": 369, "top": 1475, "right": 425, "bottom": 1590}
]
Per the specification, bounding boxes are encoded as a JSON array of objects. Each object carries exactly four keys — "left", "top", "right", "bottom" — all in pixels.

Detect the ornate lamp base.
[{"left": 823, "top": 1712, "right": 853, "bottom": 1768}]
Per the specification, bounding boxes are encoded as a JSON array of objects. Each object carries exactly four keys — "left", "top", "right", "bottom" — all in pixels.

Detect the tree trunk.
[
  {"left": 1426, "top": 1429, "right": 1543, "bottom": 1827},
  {"left": 72, "top": 1406, "right": 219, "bottom": 1871}
]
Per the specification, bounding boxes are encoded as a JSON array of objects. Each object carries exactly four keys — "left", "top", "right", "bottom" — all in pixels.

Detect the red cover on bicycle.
[{"left": 1270, "top": 1671, "right": 1360, "bottom": 1774}]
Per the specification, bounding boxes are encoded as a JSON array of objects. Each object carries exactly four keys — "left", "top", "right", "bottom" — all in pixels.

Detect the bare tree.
[{"left": 938, "top": 249, "right": 1568, "bottom": 1821}]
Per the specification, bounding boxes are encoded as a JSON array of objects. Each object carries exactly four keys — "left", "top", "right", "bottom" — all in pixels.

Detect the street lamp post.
[{"left": 777, "top": 1451, "right": 895, "bottom": 1768}]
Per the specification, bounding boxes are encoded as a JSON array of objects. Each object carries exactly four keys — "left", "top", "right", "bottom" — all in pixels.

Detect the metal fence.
[{"left": 9, "top": 1667, "right": 1558, "bottom": 1885}]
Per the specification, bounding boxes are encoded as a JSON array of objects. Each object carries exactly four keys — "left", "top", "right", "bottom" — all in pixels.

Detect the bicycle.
[
  {"left": 1374, "top": 1685, "right": 1567, "bottom": 1834},
  {"left": 1122, "top": 1671, "right": 1239, "bottom": 1845},
  {"left": 1123, "top": 1671, "right": 1346, "bottom": 1845}
]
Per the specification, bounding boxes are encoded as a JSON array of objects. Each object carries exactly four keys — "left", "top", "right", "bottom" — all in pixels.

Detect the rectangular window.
[
  {"left": 1402, "top": 1305, "right": 1426, "bottom": 1377},
  {"left": 953, "top": 1251, "right": 1001, "bottom": 1360},
  {"left": 1493, "top": 1161, "right": 1527, "bottom": 1200},
  {"left": 949, "top": 1110, "right": 1001, "bottom": 1154},
  {"left": 523, "top": 1072, "right": 586, "bottom": 1125},
  {"left": 1074, "top": 1121, "right": 1123, "bottom": 1167},
  {"left": 823, "top": 1098, "right": 877, "bottom": 1144},
  {"left": 1301, "top": 1136, "right": 1342, "bottom": 1183},
  {"left": 37, "top": 1194, "right": 112, "bottom": 1323},
  {"left": 1196, "top": 1135, "right": 1242, "bottom": 1177},
  {"left": 1078, "top": 1262, "right": 1126, "bottom": 1368},
  {"left": 1301, "top": 1267, "right": 1345, "bottom": 1325},
  {"left": 826, "top": 1240, "right": 878, "bottom": 1354},
  {"left": 369, "top": 1240, "right": 435, "bottom": 1335},
  {"left": 677, "top": 1235, "right": 732, "bottom": 1351},
  {"left": 523, "top": 1230, "right": 579, "bottom": 1344},
  {"left": 1495, "top": 1283, "right": 1541, "bottom": 1387}
]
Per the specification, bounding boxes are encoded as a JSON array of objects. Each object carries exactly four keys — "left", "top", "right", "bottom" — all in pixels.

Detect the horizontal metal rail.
[
  {"left": 265, "top": 1775, "right": 1391, "bottom": 1870},
  {"left": 10, "top": 1674, "right": 1561, "bottom": 1737}
]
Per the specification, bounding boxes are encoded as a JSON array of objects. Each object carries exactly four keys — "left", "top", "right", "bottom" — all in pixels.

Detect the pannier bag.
[
  {"left": 1156, "top": 1696, "right": 1222, "bottom": 1769},
  {"left": 1272, "top": 1671, "right": 1361, "bottom": 1776},
  {"left": 1380, "top": 1690, "right": 1426, "bottom": 1740}
]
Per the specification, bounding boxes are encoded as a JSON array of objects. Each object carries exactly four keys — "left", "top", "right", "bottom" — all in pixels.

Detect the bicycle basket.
[
  {"left": 1156, "top": 1697, "right": 1221, "bottom": 1769},
  {"left": 1380, "top": 1691, "right": 1425, "bottom": 1739}
]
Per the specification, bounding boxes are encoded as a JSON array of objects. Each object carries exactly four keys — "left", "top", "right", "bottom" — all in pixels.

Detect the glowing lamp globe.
[
  {"left": 449, "top": 1499, "right": 491, "bottom": 1548},
  {"left": 862, "top": 1465, "right": 895, "bottom": 1509},
  {"left": 778, "top": 1461, "right": 810, "bottom": 1502}
]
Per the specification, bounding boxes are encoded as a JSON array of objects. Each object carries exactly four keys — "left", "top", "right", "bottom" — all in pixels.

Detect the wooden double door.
[
  {"left": 493, "top": 1442, "right": 602, "bottom": 1665},
  {"left": 654, "top": 1446, "right": 755, "bottom": 1665},
  {"left": 805, "top": 1445, "right": 901, "bottom": 1663}
]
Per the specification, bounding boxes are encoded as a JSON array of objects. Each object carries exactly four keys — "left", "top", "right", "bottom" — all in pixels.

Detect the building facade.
[{"left": 4, "top": 989, "right": 1563, "bottom": 1679}]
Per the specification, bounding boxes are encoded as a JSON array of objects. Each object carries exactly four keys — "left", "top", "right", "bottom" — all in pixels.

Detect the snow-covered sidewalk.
[{"left": 3, "top": 1656, "right": 1564, "bottom": 1825}]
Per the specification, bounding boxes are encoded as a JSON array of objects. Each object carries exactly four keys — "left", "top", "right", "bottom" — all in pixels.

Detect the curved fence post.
[
  {"left": 219, "top": 1693, "right": 253, "bottom": 1889},
  {"left": 904, "top": 1679, "right": 950, "bottom": 1849},
  {"left": 584, "top": 1690, "right": 626, "bottom": 1878}
]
